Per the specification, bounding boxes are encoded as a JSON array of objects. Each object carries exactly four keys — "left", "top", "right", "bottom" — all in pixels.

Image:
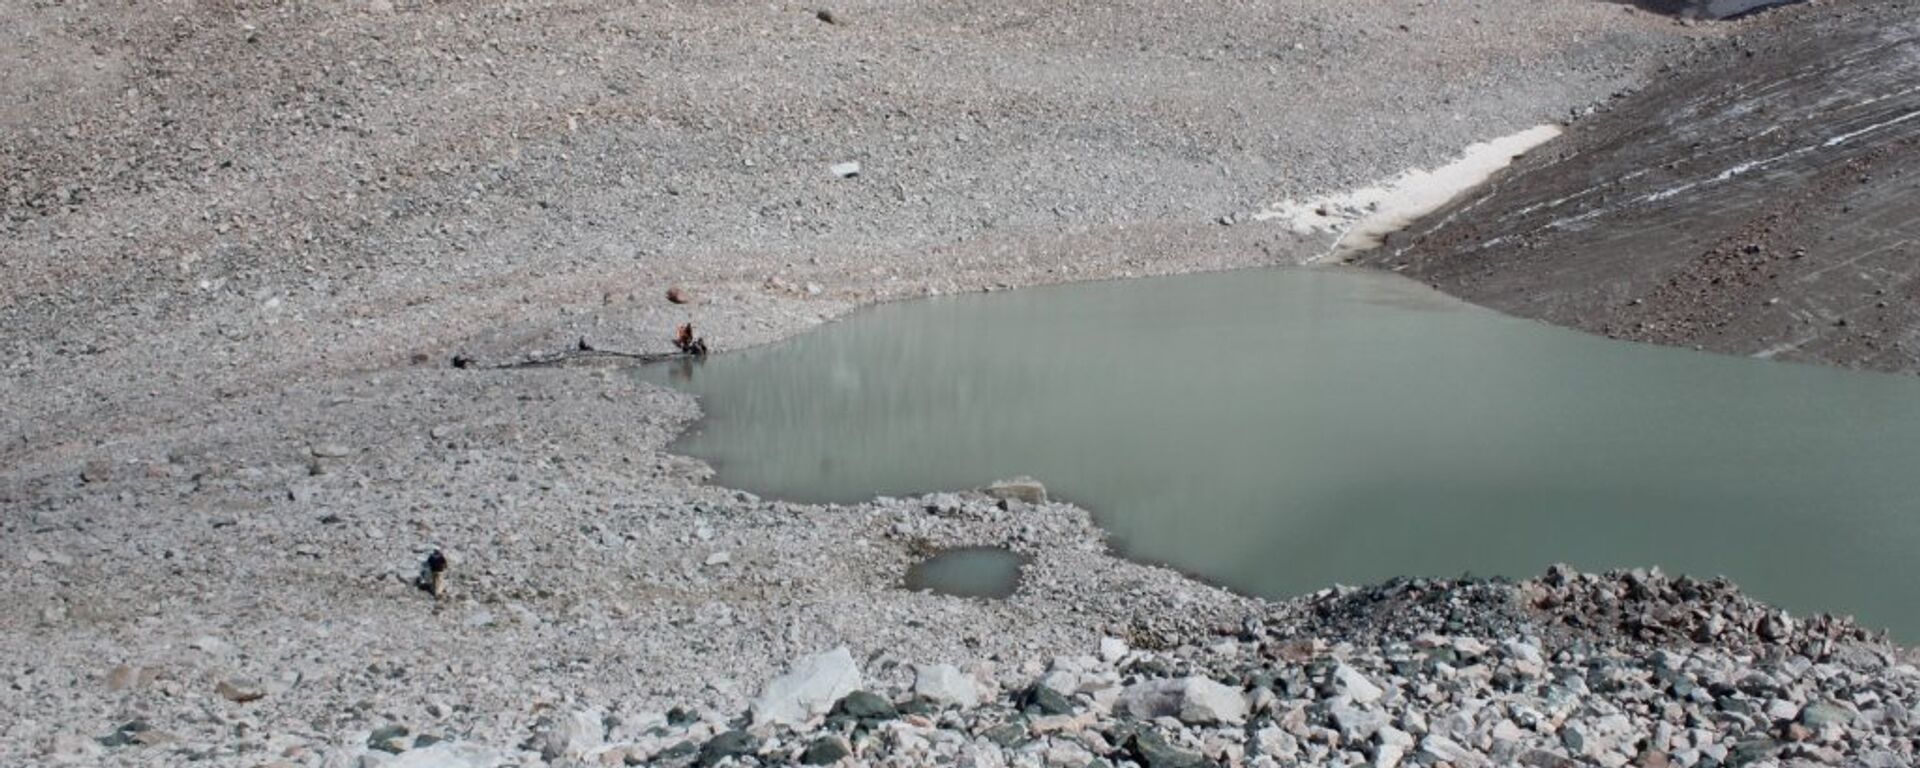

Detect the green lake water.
[{"left": 640, "top": 267, "right": 1920, "bottom": 637}]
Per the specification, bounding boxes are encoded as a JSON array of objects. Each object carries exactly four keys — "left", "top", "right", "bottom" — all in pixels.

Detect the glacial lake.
[{"left": 642, "top": 268, "right": 1920, "bottom": 638}]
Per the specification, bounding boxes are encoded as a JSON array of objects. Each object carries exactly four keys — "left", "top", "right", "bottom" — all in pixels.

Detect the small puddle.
[
  {"left": 904, "top": 547, "right": 1029, "bottom": 599},
  {"left": 640, "top": 267, "right": 1920, "bottom": 638}
]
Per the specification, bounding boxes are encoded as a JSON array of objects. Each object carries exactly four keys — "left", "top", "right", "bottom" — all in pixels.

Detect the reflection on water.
[
  {"left": 905, "top": 547, "right": 1028, "bottom": 599},
  {"left": 641, "top": 267, "right": 1920, "bottom": 637}
]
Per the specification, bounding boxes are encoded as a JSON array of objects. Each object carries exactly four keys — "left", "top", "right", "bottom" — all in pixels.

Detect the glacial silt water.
[{"left": 642, "top": 268, "right": 1920, "bottom": 637}]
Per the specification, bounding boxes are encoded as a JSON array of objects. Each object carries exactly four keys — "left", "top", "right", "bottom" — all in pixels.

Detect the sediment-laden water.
[
  {"left": 643, "top": 267, "right": 1920, "bottom": 637},
  {"left": 904, "top": 547, "right": 1029, "bottom": 599}
]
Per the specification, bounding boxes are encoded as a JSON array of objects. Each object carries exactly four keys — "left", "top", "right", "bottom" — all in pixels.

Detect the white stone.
[
  {"left": 1098, "top": 636, "right": 1128, "bottom": 663},
  {"left": 1076, "top": 669, "right": 1119, "bottom": 693},
  {"left": 752, "top": 647, "right": 862, "bottom": 726},
  {"left": 1377, "top": 726, "right": 1415, "bottom": 749},
  {"left": 1503, "top": 640, "right": 1544, "bottom": 666},
  {"left": 961, "top": 742, "right": 1009, "bottom": 768},
  {"left": 1045, "top": 743, "right": 1093, "bottom": 767},
  {"left": 1420, "top": 734, "right": 1486, "bottom": 768},
  {"left": 1039, "top": 671, "right": 1080, "bottom": 696},
  {"left": 1331, "top": 703, "right": 1388, "bottom": 741},
  {"left": 1333, "top": 663, "right": 1385, "bottom": 704},
  {"left": 1451, "top": 637, "right": 1491, "bottom": 657},
  {"left": 1256, "top": 726, "right": 1300, "bottom": 759},
  {"left": 914, "top": 664, "right": 980, "bottom": 709},
  {"left": 1030, "top": 712, "right": 1095, "bottom": 735},
  {"left": 830, "top": 161, "right": 862, "bottom": 178},
  {"left": 1248, "top": 686, "right": 1278, "bottom": 715},
  {"left": 531, "top": 708, "right": 604, "bottom": 761},
  {"left": 385, "top": 742, "right": 509, "bottom": 768},
  {"left": 1116, "top": 676, "right": 1247, "bottom": 725}
]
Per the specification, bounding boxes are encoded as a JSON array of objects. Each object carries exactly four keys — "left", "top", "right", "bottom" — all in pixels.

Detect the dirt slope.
[{"left": 1366, "top": 0, "right": 1920, "bottom": 373}]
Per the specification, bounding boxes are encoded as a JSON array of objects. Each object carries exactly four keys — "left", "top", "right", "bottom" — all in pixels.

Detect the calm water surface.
[
  {"left": 641, "top": 268, "right": 1920, "bottom": 637},
  {"left": 905, "top": 547, "right": 1029, "bottom": 599}
]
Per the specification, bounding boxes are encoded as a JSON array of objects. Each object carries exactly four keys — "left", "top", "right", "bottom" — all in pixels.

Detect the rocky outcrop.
[{"left": 1365, "top": 0, "right": 1920, "bottom": 374}]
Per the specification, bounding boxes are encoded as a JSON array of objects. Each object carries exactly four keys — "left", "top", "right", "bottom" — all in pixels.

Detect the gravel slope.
[
  {"left": 0, "top": 1, "right": 1812, "bottom": 765},
  {"left": 1363, "top": 0, "right": 1920, "bottom": 373}
]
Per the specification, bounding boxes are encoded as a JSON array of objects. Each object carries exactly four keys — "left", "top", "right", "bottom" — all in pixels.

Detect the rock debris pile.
[{"left": 340, "top": 569, "right": 1916, "bottom": 767}]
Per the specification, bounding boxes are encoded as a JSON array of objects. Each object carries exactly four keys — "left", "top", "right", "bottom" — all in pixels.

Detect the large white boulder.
[
  {"left": 1332, "top": 663, "right": 1385, "bottom": 704},
  {"left": 386, "top": 741, "right": 510, "bottom": 768},
  {"left": 1116, "top": 677, "right": 1247, "bottom": 725},
  {"left": 913, "top": 663, "right": 981, "bottom": 709},
  {"left": 751, "top": 647, "right": 863, "bottom": 726}
]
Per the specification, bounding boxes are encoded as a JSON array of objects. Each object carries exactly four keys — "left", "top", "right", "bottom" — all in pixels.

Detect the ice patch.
[{"left": 1253, "top": 125, "right": 1563, "bottom": 262}]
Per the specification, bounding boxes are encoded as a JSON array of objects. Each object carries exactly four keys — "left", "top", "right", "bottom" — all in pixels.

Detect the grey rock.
[
  {"left": 801, "top": 735, "right": 852, "bottom": 765},
  {"left": 1020, "top": 683, "right": 1075, "bottom": 715},
  {"left": 216, "top": 678, "right": 266, "bottom": 703},
  {"left": 830, "top": 690, "right": 897, "bottom": 721},
  {"left": 1128, "top": 730, "right": 1210, "bottom": 768},
  {"left": 1725, "top": 737, "right": 1778, "bottom": 767},
  {"left": 79, "top": 459, "right": 113, "bottom": 483},
  {"left": 95, "top": 720, "right": 150, "bottom": 749},
  {"left": 983, "top": 721, "right": 1029, "bottom": 748},
  {"left": 923, "top": 493, "right": 965, "bottom": 515},
  {"left": 309, "top": 443, "right": 354, "bottom": 459},
  {"left": 368, "top": 725, "right": 411, "bottom": 754},
  {"left": 983, "top": 476, "right": 1048, "bottom": 504},
  {"left": 697, "top": 730, "right": 761, "bottom": 767},
  {"left": 1516, "top": 749, "right": 1582, "bottom": 768},
  {"left": 1559, "top": 721, "right": 1589, "bottom": 753},
  {"left": 1797, "top": 700, "right": 1854, "bottom": 728}
]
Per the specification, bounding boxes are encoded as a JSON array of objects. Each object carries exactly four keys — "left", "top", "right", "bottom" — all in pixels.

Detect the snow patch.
[{"left": 1253, "top": 125, "right": 1563, "bottom": 262}]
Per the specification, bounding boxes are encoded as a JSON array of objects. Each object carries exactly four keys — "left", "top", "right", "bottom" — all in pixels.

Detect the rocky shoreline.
[
  {"left": 272, "top": 561, "right": 1920, "bottom": 767},
  {"left": 18, "top": 466, "right": 1916, "bottom": 766}
]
